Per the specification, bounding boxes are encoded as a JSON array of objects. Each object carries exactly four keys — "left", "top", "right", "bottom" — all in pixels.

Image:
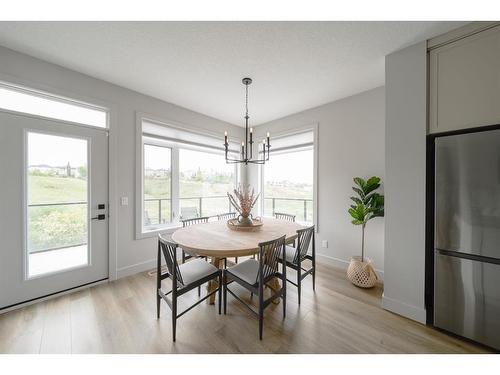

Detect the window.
[
  {"left": 179, "top": 148, "right": 235, "bottom": 219},
  {"left": 0, "top": 83, "right": 107, "bottom": 128},
  {"left": 261, "top": 130, "right": 315, "bottom": 224},
  {"left": 143, "top": 144, "right": 172, "bottom": 230},
  {"left": 139, "top": 118, "right": 239, "bottom": 235}
]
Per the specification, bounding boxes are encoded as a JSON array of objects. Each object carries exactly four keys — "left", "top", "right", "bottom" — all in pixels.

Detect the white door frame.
[{"left": 0, "top": 72, "right": 118, "bottom": 281}]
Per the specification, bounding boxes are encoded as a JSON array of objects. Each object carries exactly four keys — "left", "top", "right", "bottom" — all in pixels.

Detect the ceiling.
[{"left": 0, "top": 21, "right": 466, "bottom": 126}]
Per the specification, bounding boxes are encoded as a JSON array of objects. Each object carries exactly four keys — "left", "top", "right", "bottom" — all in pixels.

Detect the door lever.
[{"left": 91, "top": 214, "right": 106, "bottom": 221}]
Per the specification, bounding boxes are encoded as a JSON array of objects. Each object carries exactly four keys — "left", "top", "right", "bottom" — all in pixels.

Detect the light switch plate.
[
  {"left": 120, "top": 197, "right": 129, "bottom": 206},
  {"left": 321, "top": 240, "right": 328, "bottom": 248}
]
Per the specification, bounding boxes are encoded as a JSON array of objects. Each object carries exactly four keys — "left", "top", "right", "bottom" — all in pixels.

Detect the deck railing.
[
  {"left": 263, "top": 197, "right": 313, "bottom": 222},
  {"left": 144, "top": 195, "right": 232, "bottom": 224},
  {"left": 145, "top": 196, "right": 314, "bottom": 224}
]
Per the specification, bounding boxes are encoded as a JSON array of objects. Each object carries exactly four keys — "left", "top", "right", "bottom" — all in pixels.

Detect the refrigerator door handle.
[{"left": 436, "top": 248, "right": 500, "bottom": 265}]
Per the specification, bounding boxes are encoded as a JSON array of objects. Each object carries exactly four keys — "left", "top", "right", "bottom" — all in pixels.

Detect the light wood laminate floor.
[{"left": 0, "top": 261, "right": 489, "bottom": 353}]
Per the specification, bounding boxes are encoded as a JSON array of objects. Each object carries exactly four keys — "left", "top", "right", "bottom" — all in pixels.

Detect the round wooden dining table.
[{"left": 171, "top": 217, "right": 306, "bottom": 304}]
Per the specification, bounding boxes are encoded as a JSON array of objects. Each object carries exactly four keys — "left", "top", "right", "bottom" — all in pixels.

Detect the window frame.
[
  {"left": 136, "top": 114, "right": 240, "bottom": 238},
  {"left": 258, "top": 124, "right": 319, "bottom": 230}
]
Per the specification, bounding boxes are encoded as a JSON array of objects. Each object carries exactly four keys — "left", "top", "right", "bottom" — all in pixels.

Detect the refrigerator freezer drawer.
[{"left": 434, "top": 251, "right": 500, "bottom": 350}]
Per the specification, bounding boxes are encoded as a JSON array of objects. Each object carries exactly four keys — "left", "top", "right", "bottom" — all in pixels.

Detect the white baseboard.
[
  {"left": 117, "top": 258, "right": 156, "bottom": 279},
  {"left": 317, "top": 253, "right": 384, "bottom": 281},
  {"left": 0, "top": 279, "right": 108, "bottom": 315},
  {"left": 382, "top": 294, "right": 426, "bottom": 324}
]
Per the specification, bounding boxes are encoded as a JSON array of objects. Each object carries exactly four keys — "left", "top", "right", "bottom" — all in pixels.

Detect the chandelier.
[{"left": 224, "top": 78, "right": 270, "bottom": 164}]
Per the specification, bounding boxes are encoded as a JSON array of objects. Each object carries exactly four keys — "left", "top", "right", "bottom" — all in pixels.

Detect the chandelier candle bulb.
[{"left": 224, "top": 131, "right": 228, "bottom": 145}]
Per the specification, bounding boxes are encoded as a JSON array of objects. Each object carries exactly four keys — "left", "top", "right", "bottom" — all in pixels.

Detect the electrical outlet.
[
  {"left": 321, "top": 240, "right": 328, "bottom": 248},
  {"left": 120, "top": 196, "right": 129, "bottom": 206}
]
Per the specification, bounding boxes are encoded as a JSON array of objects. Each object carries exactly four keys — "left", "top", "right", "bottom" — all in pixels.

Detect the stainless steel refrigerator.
[{"left": 434, "top": 129, "right": 500, "bottom": 350}]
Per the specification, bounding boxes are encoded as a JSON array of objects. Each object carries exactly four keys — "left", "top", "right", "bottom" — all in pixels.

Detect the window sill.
[{"left": 136, "top": 224, "right": 182, "bottom": 240}]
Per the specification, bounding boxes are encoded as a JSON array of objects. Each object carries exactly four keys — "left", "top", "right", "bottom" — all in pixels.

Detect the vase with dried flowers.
[{"left": 227, "top": 184, "right": 260, "bottom": 226}]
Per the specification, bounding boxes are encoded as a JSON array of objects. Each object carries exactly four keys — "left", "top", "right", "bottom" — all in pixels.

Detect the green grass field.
[{"left": 28, "top": 174, "right": 87, "bottom": 204}]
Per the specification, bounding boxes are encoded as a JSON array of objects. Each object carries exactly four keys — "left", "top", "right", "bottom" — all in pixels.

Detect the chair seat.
[
  {"left": 279, "top": 245, "right": 298, "bottom": 264},
  {"left": 226, "top": 259, "right": 259, "bottom": 285},
  {"left": 179, "top": 258, "right": 218, "bottom": 286}
]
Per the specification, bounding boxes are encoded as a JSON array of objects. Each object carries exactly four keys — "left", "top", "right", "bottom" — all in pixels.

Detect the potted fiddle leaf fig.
[{"left": 347, "top": 176, "right": 384, "bottom": 288}]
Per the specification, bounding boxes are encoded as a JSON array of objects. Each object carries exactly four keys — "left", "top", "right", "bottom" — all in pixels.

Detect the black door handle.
[{"left": 91, "top": 214, "right": 106, "bottom": 221}]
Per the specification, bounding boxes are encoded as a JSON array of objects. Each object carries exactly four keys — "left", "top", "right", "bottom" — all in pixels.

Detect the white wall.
[
  {"left": 383, "top": 41, "right": 427, "bottom": 323},
  {"left": 0, "top": 46, "right": 243, "bottom": 279},
  {"left": 253, "top": 87, "right": 386, "bottom": 277}
]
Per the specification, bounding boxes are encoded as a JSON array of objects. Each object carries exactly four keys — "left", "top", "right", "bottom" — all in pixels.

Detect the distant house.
[{"left": 28, "top": 163, "right": 83, "bottom": 178}]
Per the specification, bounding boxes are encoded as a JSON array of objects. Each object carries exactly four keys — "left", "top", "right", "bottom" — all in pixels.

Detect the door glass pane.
[
  {"left": 27, "top": 132, "right": 89, "bottom": 277},
  {"left": 179, "top": 148, "right": 234, "bottom": 219},
  {"left": 263, "top": 149, "right": 314, "bottom": 224},
  {"left": 143, "top": 144, "right": 172, "bottom": 230}
]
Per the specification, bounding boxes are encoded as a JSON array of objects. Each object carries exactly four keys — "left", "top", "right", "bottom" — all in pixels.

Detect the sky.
[
  {"left": 28, "top": 132, "right": 87, "bottom": 167},
  {"left": 264, "top": 149, "right": 313, "bottom": 184}
]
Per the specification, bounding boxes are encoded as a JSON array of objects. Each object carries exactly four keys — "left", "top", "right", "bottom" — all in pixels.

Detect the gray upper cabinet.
[{"left": 429, "top": 25, "right": 500, "bottom": 134}]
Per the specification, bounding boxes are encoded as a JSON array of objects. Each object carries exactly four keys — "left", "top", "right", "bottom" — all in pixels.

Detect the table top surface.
[{"left": 171, "top": 218, "right": 307, "bottom": 258}]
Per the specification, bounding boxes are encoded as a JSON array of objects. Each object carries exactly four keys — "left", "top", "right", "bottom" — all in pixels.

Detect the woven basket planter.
[{"left": 347, "top": 256, "right": 378, "bottom": 288}]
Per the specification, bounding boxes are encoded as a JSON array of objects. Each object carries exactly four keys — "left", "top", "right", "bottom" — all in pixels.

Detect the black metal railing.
[
  {"left": 145, "top": 195, "right": 314, "bottom": 225},
  {"left": 144, "top": 195, "right": 232, "bottom": 224},
  {"left": 264, "top": 197, "right": 313, "bottom": 222}
]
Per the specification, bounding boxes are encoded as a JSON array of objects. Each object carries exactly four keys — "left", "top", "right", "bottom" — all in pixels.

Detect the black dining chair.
[
  {"left": 156, "top": 234, "right": 222, "bottom": 342},
  {"left": 274, "top": 212, "right": 296, "bottom": 222},
  {"left": 180, "top": 216, "right": 209, "bottom": 263},
  {"left": 278, "top": 226, "right": 315, "bottom": 305},
  {"left": 274, "top": 212, "right": 297, "bottom": 247},
  {"left": 223, "top": 235, "right": 287, "bottom": 340},
  {"left": 217, "top": 212, "right": 236, "bottom": 221}
]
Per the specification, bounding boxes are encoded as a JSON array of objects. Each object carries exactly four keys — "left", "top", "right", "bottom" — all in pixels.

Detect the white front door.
[{"left": 0, "top": 111, "right": 108, "bottom": 309}]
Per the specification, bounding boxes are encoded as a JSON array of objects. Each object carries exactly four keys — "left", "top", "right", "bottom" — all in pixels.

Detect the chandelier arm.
[{"left": 225, "top": 158, "right": 244, "bottom": 164}]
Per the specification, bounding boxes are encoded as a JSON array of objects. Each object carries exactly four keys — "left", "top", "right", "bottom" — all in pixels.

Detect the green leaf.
[
  {"left": 348, "top": 207, "right": 361, "bottom": 220},
  {"left": 350, "top": 197, "right": 362, "bottom": 205},
  {"left": 362, "top": 176, "right": 381, "bottom": 195},
  {"left": 366, "top": 176, "right": 381, "bottom": 187},
  {"left": 353, "top": 177, "right": 366, "bottom": 189},
  {"left": 352, "top": 187, "right": 365, "bottom": 198}
]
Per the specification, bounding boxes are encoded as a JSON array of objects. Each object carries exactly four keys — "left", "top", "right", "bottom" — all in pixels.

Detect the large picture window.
[
  {"left": 139, "top": 118, "right": 239, "bottom": 235},
  {"left": 263, "top": 148, "right": 314, "bottom": 223},
  {"left": 261, "top": 129, "right": 315, "bottom": 225}
]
